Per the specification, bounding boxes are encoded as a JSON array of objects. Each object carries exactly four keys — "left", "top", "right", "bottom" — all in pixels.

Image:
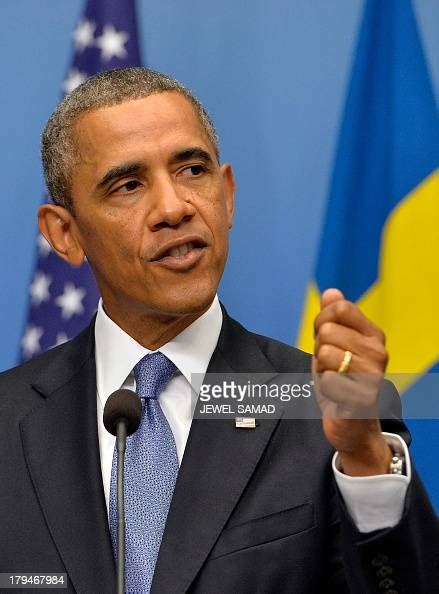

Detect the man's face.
[{"left": 66, "top": 92, "right": 235, "bottom": 326}]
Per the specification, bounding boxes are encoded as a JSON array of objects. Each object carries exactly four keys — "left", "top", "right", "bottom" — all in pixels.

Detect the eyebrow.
[
  {"left": 169, "top": 147, "right": 215, "bottom": 166},
  {"left": 96, "top": 162, "right": 143, "bottom": 191},
  {"left": 95, "top": 147, "right": 215, "bottom": 191}
]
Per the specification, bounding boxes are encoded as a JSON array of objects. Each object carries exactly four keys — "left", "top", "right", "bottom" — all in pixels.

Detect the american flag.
[{"left": 20, "top": 0, "right": 142, "bottom": 361}]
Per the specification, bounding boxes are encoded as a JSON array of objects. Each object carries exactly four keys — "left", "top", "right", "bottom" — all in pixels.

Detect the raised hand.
[{"left": 313, "top": 288, "right": 392, "bottom": 476}]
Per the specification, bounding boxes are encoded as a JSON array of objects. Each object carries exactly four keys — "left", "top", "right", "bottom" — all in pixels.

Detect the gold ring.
[{"left": 337, "top": 350, "right": 352, "bottom": 374}]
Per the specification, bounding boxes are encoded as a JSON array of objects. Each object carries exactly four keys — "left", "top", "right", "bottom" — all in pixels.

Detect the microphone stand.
[
  {"left": 116, "top": 419, "right": 127, "bottom": 594},
  {"left": 103, "top": 389, "right": 142, "bottom": 594}
]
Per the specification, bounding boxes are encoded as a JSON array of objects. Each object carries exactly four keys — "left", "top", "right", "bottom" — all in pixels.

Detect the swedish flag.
[{"left": 298, "top": 0, "right": 439, "bottom": 506}]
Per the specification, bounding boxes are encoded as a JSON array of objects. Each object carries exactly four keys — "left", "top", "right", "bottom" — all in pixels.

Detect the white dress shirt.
[{"left": 95, "top": 296, "right": 410, "bottom": 533}]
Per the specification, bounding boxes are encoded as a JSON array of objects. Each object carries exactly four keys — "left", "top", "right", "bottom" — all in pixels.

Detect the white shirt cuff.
[{"left": 333, "top": 432, "right": 411, "bottom": 533}]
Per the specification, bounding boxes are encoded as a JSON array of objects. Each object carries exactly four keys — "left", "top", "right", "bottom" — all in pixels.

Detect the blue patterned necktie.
[{"left": 109, "top": 352, "right": 179, "bottom": 593}]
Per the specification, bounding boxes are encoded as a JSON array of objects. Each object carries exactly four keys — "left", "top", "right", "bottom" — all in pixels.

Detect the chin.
[{"left": 152, "top": 282, "right": 217, "bottom": 317}]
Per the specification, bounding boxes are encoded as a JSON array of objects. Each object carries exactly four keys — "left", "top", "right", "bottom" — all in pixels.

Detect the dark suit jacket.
[{"left": 0, "top": 312, "right": 438, "bottom": 593}]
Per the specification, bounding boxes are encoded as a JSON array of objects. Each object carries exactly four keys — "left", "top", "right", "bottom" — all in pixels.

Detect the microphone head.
[{"left": 103, "top": 389, "right": 142, "bottom": 437}]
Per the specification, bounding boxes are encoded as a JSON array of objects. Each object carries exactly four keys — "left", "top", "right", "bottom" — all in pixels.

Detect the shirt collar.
[{"left": 95, "top": 295, "right": 222, "bottom": 408}]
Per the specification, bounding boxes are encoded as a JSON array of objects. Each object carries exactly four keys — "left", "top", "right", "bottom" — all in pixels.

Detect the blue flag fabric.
[
  {"left": 314, "top": 0, "right": 438, "bottom": 301},
  {"left": 298, "top": 0, "right": 439, "bottom": 509},
  {"left": 20, "top": 0, "right": 141, "bottom": 361}
]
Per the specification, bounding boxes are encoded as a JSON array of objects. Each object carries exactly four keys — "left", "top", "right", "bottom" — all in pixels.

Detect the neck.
[{"left": 101, "top": 300, "right": 212, "bottom": 350}]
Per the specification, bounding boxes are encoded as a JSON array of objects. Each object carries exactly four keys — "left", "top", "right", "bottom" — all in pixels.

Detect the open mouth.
[
  {"left": 150, "top": 237, "right": 207, "bottom": 269},
  {"left": 151, "top": 238, "right": 206, "bottom": 262},
  {"left": 164, "top": 241, "right": 199, "bottom": 259}
]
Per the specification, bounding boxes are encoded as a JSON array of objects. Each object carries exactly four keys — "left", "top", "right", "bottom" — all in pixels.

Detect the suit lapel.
[
  {"left": 152, "top": 314, "right": 281, "bottom": 593},
  {"left": 20, "top": 325, "right": 115, "bottom": 594}
]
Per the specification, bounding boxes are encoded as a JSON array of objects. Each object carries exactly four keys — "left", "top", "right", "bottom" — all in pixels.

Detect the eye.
[
  {"left": 113, "top": 179, "right": 142, "bottom": 194},
  {"left": 180, "top": 164, "right": 206, "bottom": 177}
]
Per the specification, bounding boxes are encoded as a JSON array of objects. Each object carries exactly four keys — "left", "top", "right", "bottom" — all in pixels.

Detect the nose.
[{"left": 147, "top": 174, "right": 196, "bottom": 230}]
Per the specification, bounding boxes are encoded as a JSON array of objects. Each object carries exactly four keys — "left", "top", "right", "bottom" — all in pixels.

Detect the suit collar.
[
  {"left": 29, "top": 320, "right": 95, "bottom": 397},
  {"left": 20, "top": 322, "right": 116, "bottom": 594}
]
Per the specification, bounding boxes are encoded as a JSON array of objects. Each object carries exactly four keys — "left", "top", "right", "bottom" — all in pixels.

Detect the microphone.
[{"left": 103, "top": 389, "right": 142, "bottom": 594}]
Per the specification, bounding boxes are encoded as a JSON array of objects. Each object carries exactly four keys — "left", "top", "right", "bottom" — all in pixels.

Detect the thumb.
[{"left": 321, "top": 287, "right": 345, "bottom": 310}]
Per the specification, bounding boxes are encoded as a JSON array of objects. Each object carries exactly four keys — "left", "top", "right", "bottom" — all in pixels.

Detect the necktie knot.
[{"left": 134, "top": 352, "right": 177, "bottom": 400}]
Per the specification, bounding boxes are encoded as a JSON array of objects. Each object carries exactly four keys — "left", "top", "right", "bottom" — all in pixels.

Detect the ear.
[
  {"left": 220, "top": 163, "right": 236, "bottom": 229},
  {"left": 38, "top": 204, "right": 85, "bottom": 267}
]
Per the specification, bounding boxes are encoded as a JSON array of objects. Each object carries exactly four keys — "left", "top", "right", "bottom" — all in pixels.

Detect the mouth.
[{"left": 150, "top": 237, "right": 207, "bottom": 270}]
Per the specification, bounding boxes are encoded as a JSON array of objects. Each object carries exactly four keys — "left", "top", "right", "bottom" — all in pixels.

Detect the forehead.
[{"left": 73, "top": 92, "right": 213, "bottom": 160}]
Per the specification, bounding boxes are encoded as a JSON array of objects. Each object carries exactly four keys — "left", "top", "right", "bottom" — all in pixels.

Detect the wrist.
[{"left": 339, "top": 438, "right": 393, "bottom": 477}]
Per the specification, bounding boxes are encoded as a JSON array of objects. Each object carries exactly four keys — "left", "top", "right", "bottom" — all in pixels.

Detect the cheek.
[
  {"left": 196, "top": 187, "right": 231, "bottom": 230},
  {"left": 76, "top": 216, "right": 136, "bottom": 269},
  {"left": 210, "top": 204, "right": 232, "bottom": 244}
]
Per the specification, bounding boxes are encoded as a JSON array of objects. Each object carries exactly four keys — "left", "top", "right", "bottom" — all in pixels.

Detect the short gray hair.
[{"left": 41, "top": 67, "right": 219, "bottom": 210}]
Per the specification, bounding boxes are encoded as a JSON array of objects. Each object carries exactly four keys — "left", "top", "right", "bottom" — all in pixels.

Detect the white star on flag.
[
  {"left": 21, "top": 325, "right": 44, "bottom": 358},
  {"left": 55, "top": 332, "right": 69, "bottom": 347},
  {"left": 95, "top": 24, "right": 129, "bottom": 61},
  {"left": 73, "top": 19, "right": 96, "bottom": 52},
  {"left": 37, "top": 234, "right": 52, "bottom": 257},
  {"left": 63, "top": 68, "right": 88, "bottom": 95},
  {"left": 29, "top": 271, "right": 52, "bottom": 306},
  {"left": 55, "top": 283, "right": 86, "bottom": 319}
]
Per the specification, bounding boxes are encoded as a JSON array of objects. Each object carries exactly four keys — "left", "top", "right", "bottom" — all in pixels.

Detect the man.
[{"left": 0, "top": 67, "right": 437, "bottom": 593}]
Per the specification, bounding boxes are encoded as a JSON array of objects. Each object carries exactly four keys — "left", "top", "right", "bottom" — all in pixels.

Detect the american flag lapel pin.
[{"left": 235, "top": 417, "right": 257, "bottom": 429}]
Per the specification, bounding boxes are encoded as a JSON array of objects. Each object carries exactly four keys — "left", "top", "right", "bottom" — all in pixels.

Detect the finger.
[
  {"left": 314, "top": 289, "right": 344, "bottom": 338},
  {"left": 316, "top": 336, "right": 387, "bottom": 375},
  {"left": 315, "top": 322, "right": 364, "bottom": 357},
  {"left": 315, "top": 299, "right": 384, "bottom": 340},
  {"left": 321, "top": 288, "right": 344, "bottom": 310},
  {"left": 315, "top": 344, "right": 356, "bottom": 373},
  {"left": 317, "top": 370, "right": 382, "bottom": 415},
  {"left": 315, "top": 321, "right": 387, "bottom": 366}
]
